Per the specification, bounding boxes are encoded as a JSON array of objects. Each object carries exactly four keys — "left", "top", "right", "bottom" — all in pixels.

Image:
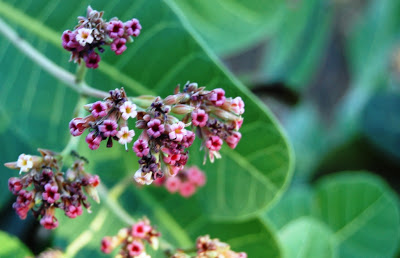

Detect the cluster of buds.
[
  {"left": 5, "top": 150, "right": 100, "bottom": 230},
  {"left": 69, "top": 88, "right": 137, "bottom": 150},
  {"left": 62, "top": 6, "right": 141, "bottom": 68},
  {"left": 154, "top": 166, "right": 206, "bottom": 198},
  {"left": 101, "top": 218, "right": 160, "bottom": 258},
  {"left": 163, "top": 82, "right": 244, "bottom": 163},
  {"left": 172, "top": 235, "right": 247, "bottom": 258}
]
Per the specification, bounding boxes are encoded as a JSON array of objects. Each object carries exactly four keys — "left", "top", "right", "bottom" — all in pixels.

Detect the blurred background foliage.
[{"left": 1, "top": 0, "right": 400, "bottom": 257}]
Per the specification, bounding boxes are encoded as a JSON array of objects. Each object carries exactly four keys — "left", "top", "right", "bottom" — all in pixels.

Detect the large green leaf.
[
  {"left": 313, "top": 172, "right": 400, "bottom": 258},
  {"left": 0, "top": 230, "right": 32, "bottom": 257},
  {"left": 259, "top": 0, "right": 332, "bottom": 90},
  {"left": 278, "top": 217, "right": 336, "bottom": 258},
  {"left": 172, "top": 0, "right": 286, "bottom": 56},
  {"left": 0, "top": 0, "right": 293, "bottom": 255},
  {"left": 0, "top": 0, "right": 292, "bottom": 219}
]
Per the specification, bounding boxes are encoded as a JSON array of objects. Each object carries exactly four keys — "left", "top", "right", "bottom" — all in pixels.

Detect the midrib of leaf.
[{"left": 333, "top": 194, "right": 386, "bottom": 244}]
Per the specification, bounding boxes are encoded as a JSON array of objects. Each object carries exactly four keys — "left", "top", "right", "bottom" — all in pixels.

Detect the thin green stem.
[
  {"left": 75, "top": 64, "right": 87, "bottom": 85},
  {"left": 0, "top": 17, "right": 108, "bottom": 99}
]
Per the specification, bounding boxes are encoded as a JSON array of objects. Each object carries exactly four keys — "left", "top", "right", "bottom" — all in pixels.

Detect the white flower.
[
  {"left": 119, "top": 101, "right": 137, "bottom": 120},
  {"left": 134, "top": 169, "right": 153, "bottom": 185},
  {"left": 17, "top": 154, "right": 33, "bottom": 173},
  {"left": 76, "top": 28, "right": 94, "bottom": 46},
  {"left": 116, "top": 126, "right": 135, "bottom": 145}
]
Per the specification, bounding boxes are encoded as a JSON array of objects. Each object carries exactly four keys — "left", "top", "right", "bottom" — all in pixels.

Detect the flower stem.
[
  {"left": 75, "top": 63, "right": 87, "bottom": 84},
  {"left": 0, "top": 17, "right": 108, "bottom": 99}
]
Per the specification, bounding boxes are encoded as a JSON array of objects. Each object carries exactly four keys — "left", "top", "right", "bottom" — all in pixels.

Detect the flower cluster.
[
  {"left": 69, "top": 82, "right": 244, "bottom": 186},
  {"left": 101, "top": 218, "right": 160, "bottom": 258},
  {"left": 164, "top": 82, "right": 244, "bottom": 163},
  {"left": 69, "top": 88, "right": 137, "bottom": 150},
  {"left": 4, "top": 149, "right": 100, "bottom": 230},
  {"left": 154, "top": 166, "right": 206, "bottom": 198},
  {"left": 172, "top": 235, "right": 247, "bottom": 258},
  {"left": 62, "top": 6, "right": 141, "bottom": 68}
]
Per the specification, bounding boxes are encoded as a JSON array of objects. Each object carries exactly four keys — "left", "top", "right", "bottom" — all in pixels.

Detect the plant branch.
[{"left": 0, "top": 17, "right": 108, "bottom": 99}]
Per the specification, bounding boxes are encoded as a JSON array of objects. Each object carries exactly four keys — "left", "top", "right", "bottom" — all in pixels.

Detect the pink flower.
[
  {"left": 133, "top": 139, "right": 150, "bottom": 157},
  {"left": 61, "top": 30, "right": 81, "bottom": 51},
  {"left": 147, "top": 119, "right": 164, "bottom": 138},
  {"left": 187, "top": 167, "right": 206, "bottom": 186},
  {"left": 76, "top": 28, "right": 94, "bottom": 46},
  {"left": 132, "top": 221, "right": 151, "bottom": 238},
  {"left": 69, "top": 118, "right": 85, "bottom": 136},
  {"left": 179, "top": 182, "right": 196, "bottom": 198},
  {"left": 163, "top": 153, "right": 181, "bottom": 166},
  {"left": 13, "top": 190, "right": 33, "bottom": 219},
  {"left": 165, "top": 177, "right": 181, "bottom": 193},
  {"left": 127, "top": 240, "right": 144, "bottom": 257},
  {"left": 99, "top": 119, "right": 118, "bottom": 137},
  {"left": 182, "top": 130, "right": 195, "bottom": 148},
  {"left": 101, "top": 236, "right": 113, "bottom": 254},
  {"left": 84, "top": 51, "right": 101, "bottom": 69},
  {"left": 226, "top": 132, "right": 242, "bottom": 149},
  {"left": 206, "top": 136, "right": 223, "bottom": 151},
  {"left": 111, "top": 38, "right": 127, "bottom": 55},
  {"left": 85, "top": 132, "right": 102, "bottom": 150},
  {"left": 168, "top": 122, "right": 187, "bottom": 142},
  {"left": 89, "top": 175, "right": 100, "bottom": 187},
  {"left": 192, "top": 109, "right": 208, "bottom": 127},
  {"left": 209, "top": 88, "right": 226, "bottom": 106},
  {"left": 8, "top": 177, "right": 23, "bottom": 194},
  {"left": 231, "top": 97, "right": 245, "bottom": 115},
  {"left": 42, "top": 184, "right": 60, "bottom": 204},
  {"left": 40, "top": 213, "right": 59, "bottom": 230},
  {"left": 125, "top": 18, "right": 142, "bottom": 37},
  {"left": 107, "top": 20, "right": 125, "bottom": 38},
  {"left": 91, "top": 101, "right": 108, "bottom": 118},
  {"left": 65, "top": 204, "right": 83, "bottom": 219}
]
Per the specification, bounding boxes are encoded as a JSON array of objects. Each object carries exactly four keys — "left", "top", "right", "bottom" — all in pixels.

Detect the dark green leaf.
[{"left": 0, "top": 230, "right": 32, "bottom": 257}]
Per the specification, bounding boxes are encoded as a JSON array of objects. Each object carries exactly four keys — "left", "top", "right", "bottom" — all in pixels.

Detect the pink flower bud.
[
  {"left": 206, "top": 136, "right": 223, "bottom": 151},
  {"left": 191, "top": 109, "right": 208, "bottom": 127},
  {"left": 209, "top": 88, "right": 226, "bottom": 106},
  {"left": 171, "top": 104, "right": 194, "bottom": 114}
]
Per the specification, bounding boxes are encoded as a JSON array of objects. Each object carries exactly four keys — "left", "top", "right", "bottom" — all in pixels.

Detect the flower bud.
[
  {"left": 211, "top": 107, "right": 238, "bottom": 121},
  {"left": 171, "top": 104, "right": 194, "bottom": 115}
]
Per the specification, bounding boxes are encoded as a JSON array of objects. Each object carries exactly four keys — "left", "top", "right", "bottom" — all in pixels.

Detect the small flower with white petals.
[
  {"left": 76, "top": 28, "right": 94, "bottom": 46},
  {"left": 117, "top": 126, "right": 135, "bottom": 150},
  {"left": 119, "top": 101, "right": 137, "bottom": 120},
  {"left": 17, "top": 154, "right": 33, "bottom": 173},
  {"left": 134, "top": 169, "right": 153, "bottom": 185}
]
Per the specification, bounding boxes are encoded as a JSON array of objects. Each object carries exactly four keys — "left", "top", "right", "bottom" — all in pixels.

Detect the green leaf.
[
  {"left": 171, "top": 0, "right": 287, "bottom": 56},
  {"left": 0, "top": 230, "right": 32, "bottom": 257},
  {"left": 0, "top": 0, "right": 292, "bottom": 220},
  {"left": 278, "top": 217, "right": 336, "bottom": 258},
  {"left": 313, "top": 172, "right": 400, "bottom": 258},
  {"left": 361, "top": 92, "right": 400, "bottom": 161},
  {"left": 263, "top": 185, "right": 313, "bottom": 231},
  {"left": 260, "top": 0, "right": 332, "bottom": 90}
]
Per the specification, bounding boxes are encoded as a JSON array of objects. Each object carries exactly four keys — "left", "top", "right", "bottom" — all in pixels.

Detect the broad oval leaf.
[
  {"left": 0, "top": 230, "right": 32, "bottom": 257},
  {"left": 263, "top": 185, "right": 313, "bottom": 231},
  {"left": 0, "top": 0, "right": 293, "bottom": 220},
  {"left": 278, "top": 217, "right": 336, "bottom": 258},
  {"left": 313, "top": 172, "right": 400, "bottom": 258},
  {"left": 172, "top": 0, "right": 286, "bottom": 56}
]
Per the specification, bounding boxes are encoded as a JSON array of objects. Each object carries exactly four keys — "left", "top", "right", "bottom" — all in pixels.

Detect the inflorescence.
[
  {"left": 154, "top": 166, "right": 206, "bottom": 198},
  {"left": 101, "top": 218, "right": 160, "bottom": 258},
  {"left": 69, "top": 82, "right": 244, "bottom": 186},
  {"left": 62, "top": 6, "right": 141, "bottom": 68},
  {"left": 172, "top": 235, "right": 247, "bottom": 258},
  {"left": 5, "top": 149, "right": 100, "bottom": 230}
]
